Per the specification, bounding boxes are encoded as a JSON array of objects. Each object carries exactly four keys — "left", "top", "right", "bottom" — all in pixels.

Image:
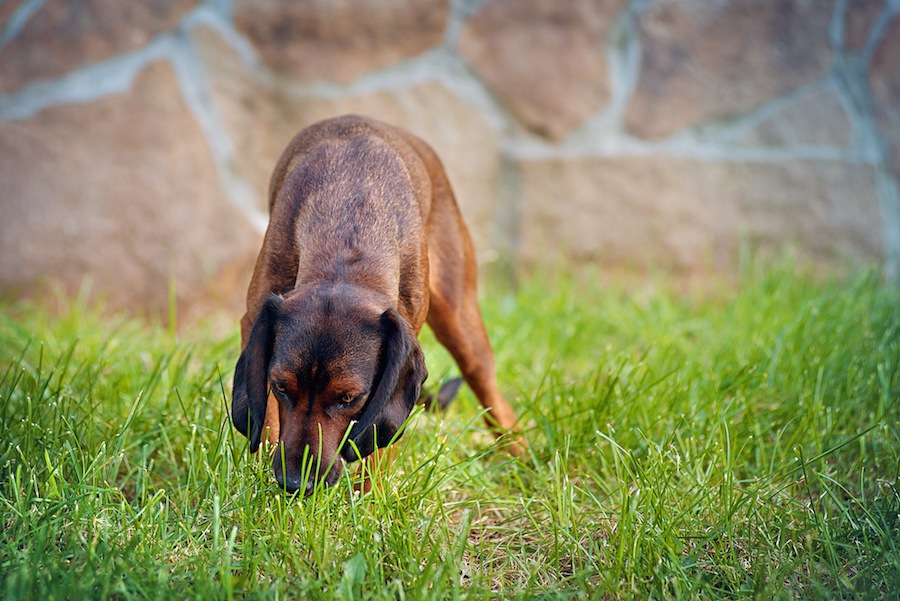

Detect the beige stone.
[
  {"left": 459, "top": 0, "right": 624, "bottom": 140},
  {"left": 0, "top": 60, "right": 259, "bottom": 315},
  {"left": 233, "top": 0, "right": 448, "bottom": 83},
  {"left": 738, "top": 90, "right": 852, "bottom": 147},
  {"left": 193, "top": 25, "right": 501, "bottom": 260},
  {"left": 625, "top": 0, "right": 834, "bottom": 140},
  {"left": 0, "top": 2, "right": 20, "bottom": 32},
  {"left": 517, "top": 156, "right": 882, "bottom": 273},
  {"left": 0, "top": 0, "right": 198, "bottom": 93}
]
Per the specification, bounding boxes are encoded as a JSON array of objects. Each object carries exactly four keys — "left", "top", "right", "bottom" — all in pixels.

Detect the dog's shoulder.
[{"left": 269, "top": 115, "right": 436, "bottom": 217}]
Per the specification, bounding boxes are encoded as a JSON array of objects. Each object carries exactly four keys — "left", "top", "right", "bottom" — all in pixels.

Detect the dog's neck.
[{"left": 294, "top": 254, "right": 400, "bottom": 306}]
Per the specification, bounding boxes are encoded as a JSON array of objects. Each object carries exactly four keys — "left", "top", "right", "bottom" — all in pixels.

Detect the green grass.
[{"left": 2, "top": 260, "right": 899, "bottom": 599}]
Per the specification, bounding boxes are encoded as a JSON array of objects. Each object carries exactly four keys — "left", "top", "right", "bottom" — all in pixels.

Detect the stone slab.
[
  {"left": 517, "top": 156, "right": 883, "bottom": 273},
  {"left": 0, "top": 60, "right": 259, "bottom": 315},
  {"left": 625, "top": 0, "right": 834, "bottom": 140},
  {"left": 738, "top": 90, "right": 852, "bottom": 148},
  {"left": 234, "top": 0, "right": 448, "bottom": 83},
  {"left": 0, "top": 0, "right": 197, "bottom": 93},
  {"left": 459, "top": 0, "right": 624, "bottom": 140}
]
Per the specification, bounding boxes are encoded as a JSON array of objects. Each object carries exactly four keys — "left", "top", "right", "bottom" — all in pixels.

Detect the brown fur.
[{"left": 232, "top": 115, "right": 522, "bottom": 495}]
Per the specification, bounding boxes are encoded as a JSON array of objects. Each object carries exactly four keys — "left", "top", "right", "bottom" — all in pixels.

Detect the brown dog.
[{"left": 232, "top": 115, "right": 521, "bottom": 494}]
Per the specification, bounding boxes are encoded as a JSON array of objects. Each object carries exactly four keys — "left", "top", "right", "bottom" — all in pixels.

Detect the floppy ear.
[
  {"left": 232, "top": 295, "right": 282, "bottom": 453},
  {"left": 342, "top": 308, "right": 427, "bottom": 462}
]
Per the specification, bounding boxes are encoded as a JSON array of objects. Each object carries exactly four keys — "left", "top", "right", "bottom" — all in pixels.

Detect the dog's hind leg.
[{"left": 423, "top": 172, "right": 524, "bottom": 455}]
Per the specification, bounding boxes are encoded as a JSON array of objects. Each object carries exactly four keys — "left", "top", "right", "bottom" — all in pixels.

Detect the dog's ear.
[
  {"left": 232, "top": 294, "right": 282, "bottom": 453},
  {"left": 342, "top": 308, "right": 427, "bottom": 462}
]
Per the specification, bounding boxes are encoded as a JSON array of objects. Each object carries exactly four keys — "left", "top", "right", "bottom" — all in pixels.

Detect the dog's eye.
[
  {"left": 339, "top": 392, "right": 360, "bottom": 405},
  {"left": 272, "top": 381, "right": 287, "bottom": 395}
]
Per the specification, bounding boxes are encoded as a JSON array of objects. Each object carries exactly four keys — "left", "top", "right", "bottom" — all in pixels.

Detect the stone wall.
[{"left": 1, "top": 0, "right": 898, "bottom": 316}]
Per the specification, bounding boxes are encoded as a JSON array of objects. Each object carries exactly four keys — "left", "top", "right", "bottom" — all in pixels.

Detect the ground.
[{"left": 1, "top": 259, "right": 898, "bottom": 599}]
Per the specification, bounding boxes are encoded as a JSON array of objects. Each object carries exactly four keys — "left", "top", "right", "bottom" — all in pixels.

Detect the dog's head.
[{"left": 231, "top": 285, "right": 427, "bottom": 495}]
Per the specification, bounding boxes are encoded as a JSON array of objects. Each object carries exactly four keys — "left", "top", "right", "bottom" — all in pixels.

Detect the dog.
[{"left": 231, "top": 115, "right": 522, "bottom": 495}]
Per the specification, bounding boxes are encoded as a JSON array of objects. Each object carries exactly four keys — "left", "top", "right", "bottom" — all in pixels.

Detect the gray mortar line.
[
  {"left": 863, "top": 0, "right": 900, "bottom": 65},
  {"left": 685, "top": 78, "right": 848, "bottom": 145},
  {"left": 871, "top": 0, "right": 900, "bottom": 281},
  {"left": 442, "top": 0, "right": 467, "bottom": 49},
  {"left": 850, "top": 0, "right": 900, "bottom": 282},
  {"left": 504, "top": 130, "right": 873, "bottom": 164},
  {"left": 830, "top": 0, "right": 847, "bottom": 49},
  {"left": 203, "top": 0, "right": 524, "bottom": 142},
  {"left": 540, "top": 0, "right": 878, "bottom": 164},
  {"left": 169, "top": 13, "right": 234, "bottom": 161},
  {"left": 504, "top": 74, "right": 873, "bottom": 166},
  {"left": 0, "top": 0, "right": 45, "bottom": 51},
  {"left": 278, "top": 50, "right": 444, "bottom": 99},
  {"left": 569, "top": 2, "right": 642, "bottom": 143},
  {"left": 201, "top": 0, "right": 234, "bottom": 21},
  {"left": 439, "top": 0, "right": 513, "bottom": 135},
  {"left": 505, "top": 0, "right": 884, "bottom": 167},
  {"left": 1, "top": 0, "right": 895, "bottom": 275},
  {"left": 186, "top": 2, "right": 261, "bottom": 74},
  {"left": 242, "top": 38, "right": 521, "bottom": 142},
  {"left": 0, "top": 1, "right": 251, "bottom": 121},
  {"left": 0, "top": 36, "right": 171, "bottom": 121},
  {"left": 180, "top": 3, "right": 504, "bottom": 134},
  {"left": 168, "top": 13, "right": 268, "bottom": 235},
  {"left": 606, "top": 3, "right": 643, "bottom": 132},
  {"left": 185, "top": 2, "right": 461, "bottom": 104},
  {"left": 429, "top": 49, "right": 517, "bottom": 136},
  {"left": 0, "top": 1, "right": 269, "bottom": 233},
  {"left": 876, "top": 168, "right": 900, "bottom": 282},
  {"left": 442, "top": 0, "right": 496, "bottom": 49},
  {"left": 439, "top": 0, "right": 528, "bottom": 269}
]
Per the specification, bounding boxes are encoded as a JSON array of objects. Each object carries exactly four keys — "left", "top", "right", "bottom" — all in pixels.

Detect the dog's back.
[
  {"left": 268, "top": 115, "right": 432, "bottom": 216},
  {"left": 247, "top": 115, "right": 434, "bottom": 330}
]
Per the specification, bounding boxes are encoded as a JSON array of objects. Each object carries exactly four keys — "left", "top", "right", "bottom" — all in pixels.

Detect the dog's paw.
[{"left": 419, "top": 376, "right": 463, "bottom": 411}]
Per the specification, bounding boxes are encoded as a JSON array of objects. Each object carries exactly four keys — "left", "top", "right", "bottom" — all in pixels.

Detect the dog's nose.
[
  {"left": 278, "top": 473, "right": 304, "bottom": 495},
  {"left": 274, "top": 451, "right": 344, "bottom": 495},
  {"left": 274, "top": 460, "right": 302, "bottom": 494},
  {"left": 278, "top": 473, "right": 322, "bottom": 496}
]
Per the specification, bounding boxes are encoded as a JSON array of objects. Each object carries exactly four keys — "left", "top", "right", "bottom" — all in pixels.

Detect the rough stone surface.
[
  {"left": 517, "top": 157, "right": 882, "bottom": 272},
  {"left": 625, "top": 0, "right": 834, "bottom": 140},
  {"left": 0, "top": 60, "right": 259, "bottom": 315},
  {"left": 194, "top": 26, "right": 501, "bottom": 260},
  {"left": 459, "top": 0, "right": 624, "bottom": 140},
  {"left": 0, "top": 2, "right": 20, "bottom": 33},
  {"left": 190, "top": 26, "right": 273, "bottom": 216},
  {"left": 0, "top": 1, "right": 895, "bottom": 315},
  {"left": 738, "top": 90, "right": 852, "bottom": 147},
  {"left": 844, "top": 0, "right": 884, "bottom": 51},
  {"left": 233, "top": 0, "right": 449, "bottom": 83},
  {"left": 0, "top": 0, "right": 198, "bottom": 93},
  {"left": 870, "top": 15, "right": 900, "bottom": 176}
]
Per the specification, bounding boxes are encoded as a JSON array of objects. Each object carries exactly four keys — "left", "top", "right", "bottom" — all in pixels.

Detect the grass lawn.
[{"left": 1, "top": 260, "right": 899, "bottom": 599}]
